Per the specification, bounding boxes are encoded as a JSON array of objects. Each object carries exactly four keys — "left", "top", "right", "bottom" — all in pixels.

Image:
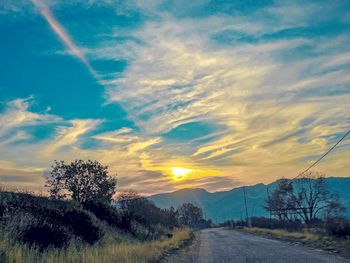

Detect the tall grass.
[
  {"left": 0, "top": 228, "right": 192, "bottom": 263},
  {"left": 243, "top": 227, "right": 319, "bottom": 241}
]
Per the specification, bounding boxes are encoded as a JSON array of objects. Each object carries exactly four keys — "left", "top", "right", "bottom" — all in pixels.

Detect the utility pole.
[
  {"left": 266, "top": 186, "right": 271, "bottom": 218},
  {"left": 243, "top": 186, "right": 251, "bottom": 227},
  {"left": 266, "top": 186, "right": 273, "bottom": 228}
]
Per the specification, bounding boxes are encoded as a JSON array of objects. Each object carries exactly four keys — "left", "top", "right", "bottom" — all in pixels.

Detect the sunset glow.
[
  {"left": 0, "top": 0, "right": 349, "bottom": 195},
  {"left": 172, "top": 167, "right": 192, "bottom": 180}
]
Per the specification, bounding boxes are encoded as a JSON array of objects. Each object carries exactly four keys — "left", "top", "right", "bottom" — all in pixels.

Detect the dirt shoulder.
[
  {"left": 160, "top": 231, "right": 199, "bottom": 263},
  {"left": 238, "top": 227, "right": 350, "bottom": 259}
]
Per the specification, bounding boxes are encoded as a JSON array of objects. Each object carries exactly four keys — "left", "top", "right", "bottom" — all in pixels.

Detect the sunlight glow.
[{"left": 171, "top": 167, "right": 192, "bottom": 180}]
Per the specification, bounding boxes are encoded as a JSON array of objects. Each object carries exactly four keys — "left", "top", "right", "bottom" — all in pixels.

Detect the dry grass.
[
  {"left": 0, "top": 228, "right": 193, "bottom": 263},
  {"left": 243, "top": 227, "right": 319, "bottom": 242},
  {"left": 241, "top": 227, "right": 350, "bottom": 258}
]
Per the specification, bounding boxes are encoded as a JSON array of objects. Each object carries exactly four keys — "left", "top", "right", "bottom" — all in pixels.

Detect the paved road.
[{"left": 163, "top": 228, "right": 349, "bottom": 263}]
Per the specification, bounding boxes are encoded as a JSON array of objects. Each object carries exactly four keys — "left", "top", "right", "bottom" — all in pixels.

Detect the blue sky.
[{"left": 0, "top": 0, "right": 349, "bottom": 194}]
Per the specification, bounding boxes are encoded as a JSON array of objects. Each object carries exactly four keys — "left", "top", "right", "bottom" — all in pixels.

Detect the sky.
[{"left": 0, "top": 0, "right": 349, "bottom": 195}]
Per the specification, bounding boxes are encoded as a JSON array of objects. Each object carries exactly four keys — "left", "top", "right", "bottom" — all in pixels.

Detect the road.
[{"left": 163, "top": 228, "right": 349, "bottom": 263}]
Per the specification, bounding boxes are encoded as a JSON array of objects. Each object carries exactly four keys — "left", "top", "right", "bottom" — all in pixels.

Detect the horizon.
[
  {"left": 149, "top": 176, "right": 350, "bottom": 196},
  {"left": 1, "top": 0, "right": 350, "bottom": 195}
]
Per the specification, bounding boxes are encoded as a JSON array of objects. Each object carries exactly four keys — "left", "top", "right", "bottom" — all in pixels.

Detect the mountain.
[{"left": 149, "top": 177, "right": 350, "bottom": 222}]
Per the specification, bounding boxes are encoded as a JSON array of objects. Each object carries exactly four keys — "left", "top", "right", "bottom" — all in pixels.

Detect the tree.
[
  {"left": 116, "top": 191, "right": 143, "bottom": 210},
  {"left": 265, "top": 171, "right": 341, "bottom": 224},
  {"left": 161, "top": 206, "right": 180, "bottom": 229},
  {"left": 264, "top": 178, "right": 295, "bottom": 221},
  {"left": 292, "top": 172, "right": 330, "bottom": 223},
  {"left": 177, "top": 203, "right": 203, "bottom": 227},
  {"left": 116, "top": 191, "right": 179, "bottom": 239},
  {"left": 47, "top": 160, "right": 117, "bottom": 204},
  {"left": 324, "top": 195, "right": 346, "bottom": 219}
]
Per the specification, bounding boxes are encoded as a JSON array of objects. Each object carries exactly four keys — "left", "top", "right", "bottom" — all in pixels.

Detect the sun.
[{"left": 171, "top": 167, "right": 192, "bottom": 180}]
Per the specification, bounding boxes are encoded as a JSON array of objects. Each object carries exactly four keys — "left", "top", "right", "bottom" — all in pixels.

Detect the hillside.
[
  {"left": 0, "top": 191, "right": 192, "bottom": 263},
  {"left": 149, "top": 177, "right": 350, "bottom": 222}
]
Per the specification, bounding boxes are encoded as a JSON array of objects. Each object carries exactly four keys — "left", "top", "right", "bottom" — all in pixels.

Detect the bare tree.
[
  {"left": 323, "top": 194, "right": 346, "bottom": 219},
  {"left": 264, "top": 179, "right": 295, "bottom": 221},
  {"left": 292, "top": 172, "right": 329, "bottom": 223},
  {"left": 264, "top": 172, "right": 343, "bottom": 224}
]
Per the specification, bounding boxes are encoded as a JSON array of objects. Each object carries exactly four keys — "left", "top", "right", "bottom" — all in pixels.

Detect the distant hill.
[{"left": 149, "top": 177, "right": 350, "bottom": 222}]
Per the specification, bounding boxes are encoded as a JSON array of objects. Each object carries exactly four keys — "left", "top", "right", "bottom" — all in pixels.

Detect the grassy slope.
[
  {"left": 0, "top": 228, "right": 193, "bottom": 263},
  {"left": 241, "top": 227, "right": 350, "bottom": 258}
]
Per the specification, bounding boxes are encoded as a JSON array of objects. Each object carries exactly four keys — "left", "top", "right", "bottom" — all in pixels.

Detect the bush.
[
  {"left": 0, "top": 192, "right": 103, "bottom": 247},
  {"left": 221, "top": 217, "right": 303, "bottom": 231},
  {"left": 250, "top": 217, "right": 303, "bottom": 231},
  {"left": 4, "top": 213, "right": 70, "bottom": 250},
  {"left": 21, "top": 223, "right": 70, "bottom": 250},
  {"left": 325, "top": 217, "right": 350, "bottom": 239},
  {"left": 84, "top": 201, "right": 120, "bottom": 226},
  {"left": 62, "top": 210, "right": 102, "bottom": 244}
]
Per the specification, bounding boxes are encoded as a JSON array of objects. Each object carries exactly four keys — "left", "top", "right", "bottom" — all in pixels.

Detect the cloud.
[
  {"left": 90, "top": 1, "right": 350, "bottom": 186},
  {"left": 0, "top": 97, "right": 60, "bottom": 139},
  {"left": 30, "top": 0, "right": 99, "bottom": 79},
  {"left": 41, "top": 119, "right": 101, "bottom": 156},
  {"left": 1, "top": 1, "right": 349, "bottom": 193},
  {"left": 0, "top": 160, "right": 45, "bottom": 189}
]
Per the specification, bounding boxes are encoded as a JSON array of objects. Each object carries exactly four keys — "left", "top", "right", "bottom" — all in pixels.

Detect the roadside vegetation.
[
  {"left": 0, "top": 160, "right": 201, "bottom": 263},
  {"left": 222, "top": 171, "right": 350, "bottom": 257},
  {"left": 242, "top": 227, "right": 350, "bottom": 257}
]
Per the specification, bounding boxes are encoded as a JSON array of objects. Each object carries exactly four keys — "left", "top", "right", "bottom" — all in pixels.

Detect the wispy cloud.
[
  {"left": 0, "top": 97, "right": 60, "bottom": 138},
  {"left": 1, "top": 0, "right": 349, "bottom": 193},
  {"left": 91, "top": 1, "right": 350, "bottom": 187},
  {"left": 41, "top": 119, "right": 101, "bottom": 156},
  {"left": 30, "top": 0, "right": 99, "bottom": 79}
]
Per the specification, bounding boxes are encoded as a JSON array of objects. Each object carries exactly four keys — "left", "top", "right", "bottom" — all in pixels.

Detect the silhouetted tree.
[
  {"left": 47, "top": 160, "right": 117, "bottom": 204},
  {"left": 265, "top": 172, "right": 343, "bottom": 224},
  {"left": 264, "top": 178, "right": 295, "bottom": 221},
  {"left": 162, "top": 206, "right": 180, "bottom": 229},
  {"left": 324, "top": 195, "right": 346, "bottom": 219},
  {"left": 292, "top": 172, "right": 330, "bottom": 223},
  {"left": 116, "top": 191, "right": 143, "bottom": 210},
  {"left": 177, "top": 203, "right": 203, "bottom": 227},
  {"left": 116, "top": 191, "right": 179, "bottom": 239}
]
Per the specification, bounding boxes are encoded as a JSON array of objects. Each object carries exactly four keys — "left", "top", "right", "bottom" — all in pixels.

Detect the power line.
[{"left": 293, "top": 128, "right": 350, "bottom": 180}]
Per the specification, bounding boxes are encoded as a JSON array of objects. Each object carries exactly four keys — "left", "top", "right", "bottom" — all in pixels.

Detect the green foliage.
[{"left": 47, "top": 160, "right": 117, "bottom": 204}]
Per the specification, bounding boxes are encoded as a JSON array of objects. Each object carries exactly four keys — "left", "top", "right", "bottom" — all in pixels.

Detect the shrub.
[
  {"left": 21, "top": 223, "right": 70, "bottom": 250},
  {"left": 84, "top": 201, "right": 120, "bottom": 226},
  {"left": 0, "top": 192, "right": 103, "bottom": 247},
  {"left": 62, "top": 210, "right": 102, "bottom": 244},
  {"left": 325, "top": 217, "right": 350, "bottom": 239},
  {"left": 4, "top": 213, "right": 70, "bottom": 250},
  {"left": 250, "top": 217, "right": 303, "bottom": 230}
]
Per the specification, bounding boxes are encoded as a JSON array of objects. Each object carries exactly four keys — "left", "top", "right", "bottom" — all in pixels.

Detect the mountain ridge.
[{"left": 149, "top": 177, "right": 350, "bottom": 222}]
